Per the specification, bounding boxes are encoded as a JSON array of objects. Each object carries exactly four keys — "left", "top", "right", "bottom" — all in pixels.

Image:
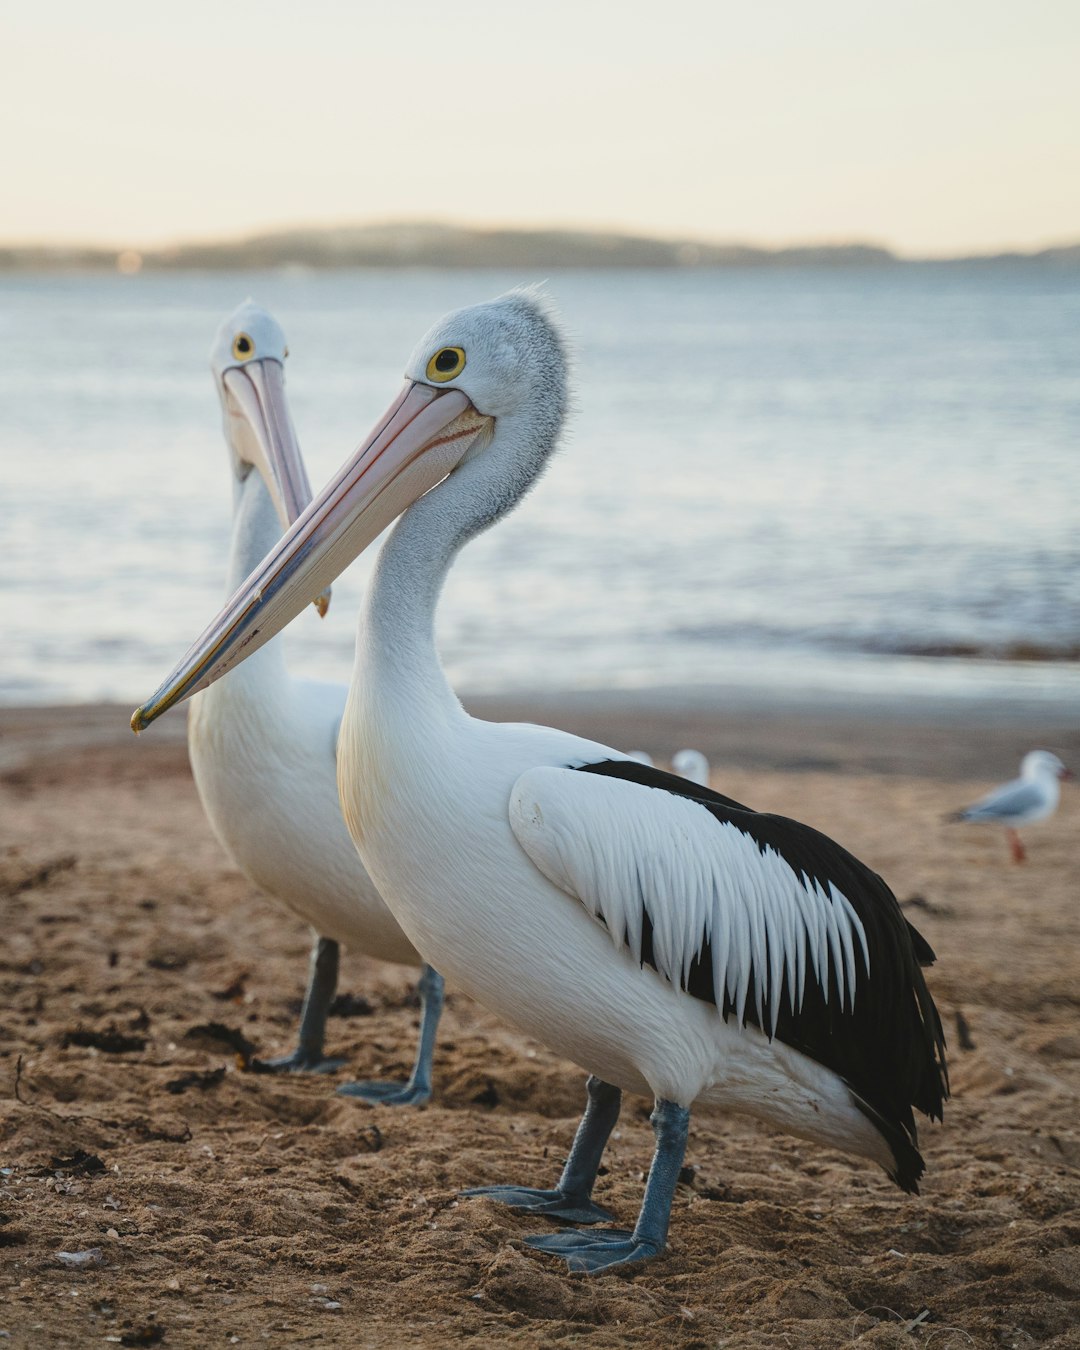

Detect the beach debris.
[
  {"left": 56, "top": 1248, "right": 103, "bottom": 1268},
  {"left": 210, "top": 972, "right": 249, "bottom": 1002},
  {"left": 471, "top": 1080, "right": 500, "bottom": 1108},
  {"left": 127, "top": 1115, "right": 192, "bottom": 1144},
  {"left": 900, "top": 894, "right": 954, "bottom": 918},
  {"left": 309, "top": 1295, "right": 342, "bottom": 1311},
  {"left": 0, "top": 1222, "right": 27, "bottom": 1250},
  {"left": 119, "top": 1324, "right": 164, "bottom": 1346},
  {"left": 357, "top": 1124, "right": 383, "bottom": 1154},
  {"left": 47, "top": 1150, "right": 106, "bottom": 1176},
  {"left": 328, "top": 992, "right": 374, "bottom": 1018},
  {"left": 62, "top": 1026, "right": 148, "bottom": 1054},
  {"left": 183, "top": 1021, "right": 257, "bottom": 1069},
  {"left": 164, "top": 1067, "right": 226, "bottom": 1095},
  {"left": 1, "top": 854, "right": 77, "bottom": 897},
  {"left": 955, "top": 1010, "right": 977, "bottom": 1051}
]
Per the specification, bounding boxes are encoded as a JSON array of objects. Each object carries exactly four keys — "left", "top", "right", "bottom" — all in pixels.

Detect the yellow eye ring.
[
  {"left": 232, "top": 332, "right": 255, "bottom": 361},
  {"left": 426, "top": 346, "right": 466, "bottom": 383}
]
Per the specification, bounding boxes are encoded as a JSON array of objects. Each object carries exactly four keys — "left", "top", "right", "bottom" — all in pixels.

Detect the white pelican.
[
  {"left": 133, "top": 291, "right": 948, "bottom": 1273},
  {"left": 186, "top": 301, "right": 445, "bottom": 1103},
  {"left": 947, "top": 750, "right": 1072, "bottom": 863},
  {"left": 672, "top": 749, "right": 710, "bottom": 788}
]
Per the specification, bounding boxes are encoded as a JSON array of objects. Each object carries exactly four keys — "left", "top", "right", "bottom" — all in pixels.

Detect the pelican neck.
[{"left": 217, "top": 468, "right": 288, "bottom": 691}]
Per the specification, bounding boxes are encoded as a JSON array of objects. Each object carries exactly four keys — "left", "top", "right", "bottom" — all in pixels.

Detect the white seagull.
[
  {"left": 133, "top": 290, "right": 948, "bottom": 1273},
  {"left": 672, "top": 749, "right": 710, "bottom": 788},
  {"left": 184, "top": 301, "right": 445, "bottom": 1103},
  {"left": 947, "top": 750, "right": 1072, "bottom": 863}
]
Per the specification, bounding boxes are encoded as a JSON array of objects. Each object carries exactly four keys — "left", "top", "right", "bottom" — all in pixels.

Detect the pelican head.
[
  {"left": 209, "top": 301, "right": 329, "bottom": 617},
  {"left": 1021, "top": 750, "right": 1073, "bottom": 782},
  {"left": 132, "top": 290, "right": 567, "bottom": 731}
]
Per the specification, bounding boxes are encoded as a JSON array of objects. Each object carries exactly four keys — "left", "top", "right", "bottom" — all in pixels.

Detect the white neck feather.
[
  {"left": 354, "top": 405, "right": 553, "bottom": 732},
  {"left": 209, "top": 470, "right": 288, "bottom": 701}
]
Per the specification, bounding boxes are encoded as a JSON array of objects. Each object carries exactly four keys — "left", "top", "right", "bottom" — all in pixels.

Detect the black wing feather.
[{"left": 577, "top": 759, "right": 948, "bottom": 1191}]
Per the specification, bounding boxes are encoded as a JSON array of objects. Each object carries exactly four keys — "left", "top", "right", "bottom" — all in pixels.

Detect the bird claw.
[
  {"left": 524, "top": 1227, "right": 660, "bottom": 1272},
  {"left": 461, "top": 1185, "right": 614, "bottom": 1225},
  {"left": 336, "top": 1078, "right": 431, "bottom": 1106}
]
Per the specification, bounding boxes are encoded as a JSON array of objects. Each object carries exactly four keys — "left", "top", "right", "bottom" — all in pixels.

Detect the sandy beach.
[{"left": 2, "top": 695, "right": 1078, "bottom": 1348}]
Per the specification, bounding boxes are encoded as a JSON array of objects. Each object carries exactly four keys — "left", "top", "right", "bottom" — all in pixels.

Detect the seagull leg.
[
  {"left": 462, "top": 1075, "right": 622, "bottom": 1224},
  {"left": 526, "top": 1097, "right": 690, "bottom": 1272},
  {"left": 1007, "top": 828, "right": 1026, "bottom": 864},
  {"left": 337, "top": 964, "right": 444, "bottom": 1106},
  {"left": 255, "top": 935, "right": 346, "bottom": 1073}
]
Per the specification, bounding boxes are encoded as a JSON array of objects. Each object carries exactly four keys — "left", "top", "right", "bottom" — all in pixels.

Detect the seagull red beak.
[{"left": 131, "top": 381, "right": 490, "bottom": 732}]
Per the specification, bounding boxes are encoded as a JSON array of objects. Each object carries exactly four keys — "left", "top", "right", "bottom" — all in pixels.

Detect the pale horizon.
[{"left": 6, "top": 0, "right": 1080, "bottom": 256}]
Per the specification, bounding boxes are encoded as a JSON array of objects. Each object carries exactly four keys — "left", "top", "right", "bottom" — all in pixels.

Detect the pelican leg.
[
  {"left": 462, "top": 1075, "right": 621, "bottom": 1224},
  {"left": 526, "top": 1098, "right": 690, "bottom": 1272},
  {"left": 255, "top": 935, "right": 346, "bottom": 1073},
  {"left": 337, "top": 964, "right": 444, "bottom": 1106}
]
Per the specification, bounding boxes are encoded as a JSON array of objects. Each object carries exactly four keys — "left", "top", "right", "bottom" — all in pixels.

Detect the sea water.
[{"left": 1, "top": 265, "right": 1078, "bottom": 708}]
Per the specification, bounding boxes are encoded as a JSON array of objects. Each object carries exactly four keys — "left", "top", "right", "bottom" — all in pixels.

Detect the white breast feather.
[{"left": 509, "top": 767, "right": 870, "bottom": 1034}]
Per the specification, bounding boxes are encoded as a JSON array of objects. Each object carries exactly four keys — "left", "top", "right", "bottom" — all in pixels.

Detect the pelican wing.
[{"left": 509, "top": 759, "right": 947, "bottom": 1129}]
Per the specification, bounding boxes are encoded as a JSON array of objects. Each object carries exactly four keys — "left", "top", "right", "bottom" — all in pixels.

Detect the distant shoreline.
[{"left": 2, "top": 221, "right": 1078, "bottom": 274}]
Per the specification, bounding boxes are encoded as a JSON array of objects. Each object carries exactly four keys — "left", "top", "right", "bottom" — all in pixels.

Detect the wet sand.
[{"left": 1, "top": 698, "right": 1079, "bottom": 1348}]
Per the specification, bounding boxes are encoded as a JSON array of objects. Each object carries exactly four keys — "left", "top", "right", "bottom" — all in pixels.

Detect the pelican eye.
[
  {"left": 426, "top": 346, "right": 466, "bottom": 383},
  {"left": 232, "top": 332, "right": 255, "bottom": 361}
]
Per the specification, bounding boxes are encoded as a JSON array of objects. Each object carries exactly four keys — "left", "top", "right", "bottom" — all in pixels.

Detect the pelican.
[
  {"left": 186, "top": 301, "right": 445, "bottom": 1103},
  {"left": 672, "top": 749, "right": 710, "bottom": 787},
  {"left": 133, "top": 290, "right": 948, "bottom": 1273},
  {"left": 947, "top": 750, "right": 1072, "bottom": 863}
]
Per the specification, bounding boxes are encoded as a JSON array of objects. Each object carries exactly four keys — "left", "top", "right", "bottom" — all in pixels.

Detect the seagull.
[
  {"left": 672, "top": 749, "right": 710, "bottom": 787},
  {"left": 133, "top": 289, "right": 948, "bottom": 1273},
  {"left": 184, "top": 301, "right": 445, "bottom": 1103},
  {"left": 947, "top": 750, "right": 1072, "bottom": 863}
]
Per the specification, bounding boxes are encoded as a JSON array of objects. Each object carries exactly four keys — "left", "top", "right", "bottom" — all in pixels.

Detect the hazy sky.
[{"left": 6, "top": 0, "right": 1079, "bottom": 254}]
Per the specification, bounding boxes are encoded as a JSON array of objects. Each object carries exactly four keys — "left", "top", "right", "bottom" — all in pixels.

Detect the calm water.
[{"left": 2, "top": 266, "right": 1079, "bottom": 708}]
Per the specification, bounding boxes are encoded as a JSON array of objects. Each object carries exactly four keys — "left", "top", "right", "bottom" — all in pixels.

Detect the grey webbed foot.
[
  {"left": 337, "top": 965, "right": 444, "bottom": 1110},
  {"left": 461, "top": 1076, "right": 622, "bottom": 1224},
  {"left": 336, "top": 1077, "right": 432, "bottom": 1106},
  {"left": 523, "top": 1097, "right": 690, "bottom": 1275},
  {"left": 525, "top": 1227, "right": 660, "bottom": 1272},
  {"left": 254, "top": 1048, "right": 346, "bottom": 1074},
  {"left": 461, "top": 1185, "right": 614, "bottom": 1225},
  {"left": 261, "top": 935, "right": 343, "bottom": 1074}
]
